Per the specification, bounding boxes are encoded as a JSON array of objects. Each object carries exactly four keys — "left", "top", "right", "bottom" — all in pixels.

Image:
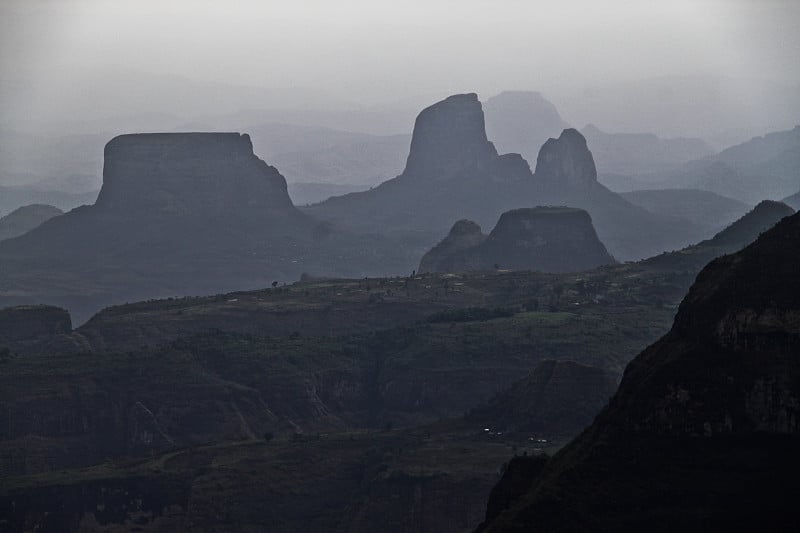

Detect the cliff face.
[
  {"left": 403, "top": 93, "right": 498, "bottom": 180},
  {"left": 534, "top": 129, "right": 598, "bottom": 189},
  {"left": 96, "top": 133, "right": 293, "bottom": 215},
  {"left": 479, "top": 212, "right": 800, "bottom": 533},
  {"left": 424, "top": 207, "right": 615, "bottom": 273}
]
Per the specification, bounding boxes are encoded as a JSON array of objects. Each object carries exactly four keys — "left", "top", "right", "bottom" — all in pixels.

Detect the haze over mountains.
[
  {"left": 308, "top": 94, "right": 700, "bottom": 261},
  {"left": 1, "top": 91, "right": 727, "bottom": 322}
]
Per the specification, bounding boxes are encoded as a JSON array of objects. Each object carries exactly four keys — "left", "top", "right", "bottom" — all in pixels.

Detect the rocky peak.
[
  {"left": 534, "top": 128, "right": 598, "bottom": 189},
  {"left": 418, "top": 219, "right": 486, "bottom": 273},
  {"left": 402, "top": 93, "right": 498, "bottom": 180},
  {"left": 95, "top": 133, "right": 294, "bottom": 215}
]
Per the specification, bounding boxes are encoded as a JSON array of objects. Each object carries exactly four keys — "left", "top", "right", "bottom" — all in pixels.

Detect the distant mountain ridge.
[
  {"left": 635, "top": 125, "right": 800, "bottom": 204},
  {"left": 0, "top": 204, "right": 63, "bottom": 242},
  {"left": 307, "top": 93, "right": 702, "bottom": 262},
  {"left": 0, "top": 132, "right": 409, "bottom": 322},
  {"left": 581, "top": 124, "right": 713, "bottom": 175}
]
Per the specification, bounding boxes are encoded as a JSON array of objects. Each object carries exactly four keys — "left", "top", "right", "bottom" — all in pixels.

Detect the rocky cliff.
[
  {"left": 479, "top": 211, "right": 800, "bottom": 532},
  {"left": 534, "top": 129, "right": 599, "bottom": 189},
  {"left": 96, "top": 133, "right": 293, "bottom": 215},
  {"left": 403, "top": 93, "right": 497, "bottom": 180},
  {"left": 422, "top": 207, "right": 616, "bottom": 273}
]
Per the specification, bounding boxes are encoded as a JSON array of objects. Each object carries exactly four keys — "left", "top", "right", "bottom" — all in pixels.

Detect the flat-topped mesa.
[
  {"left": 402, "top": 93, "right": 498, "bottom": 180},
  {"left": 481, "top": 207, "right": 615, "bottom": 271},
  {"left": 95, "top": 133, "right": 294, "bottom": 215},
  {"left": 421, "top": 207, "right": 616, "bottom": 273},
  {"left": 534, "top": 128, "right": 598, "bottom": 189}
]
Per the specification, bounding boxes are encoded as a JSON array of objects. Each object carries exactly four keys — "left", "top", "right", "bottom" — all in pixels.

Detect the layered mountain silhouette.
[
  {"left": 483, "top": 91, "right": 570, "bottom": 165},
  {"left": 582, "top": 124, "right": 712, "bottom": 176},
  {"left": 419, "top": 207, "right": 615, "bottom": 273},
  {"left": 644, "top": 200, "right": 794, "bottom": 271},
  {"left": 0, "top": 204, "right": 63, "bottom": 242},
  {"left": 783, "top": 189, "right": 800, "bottom": 210},
  {"left": 0, "top": 133, "right": 407, "bottom": 322},
  {"left": 307, "top": 93, "right": 700, "bottom": 262},
  {"left": 478, "top": 211, "right": 800, "bottom": 533},
  {"left": 636, "top": 125, "right": 800, "bottom": 204},
  {"left": 620, "top": 188, "right": 749, "bottom": 234}
]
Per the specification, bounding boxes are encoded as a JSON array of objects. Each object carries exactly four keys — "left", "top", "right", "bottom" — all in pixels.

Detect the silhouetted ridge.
[
  {"left": 643, "top": 200, "right": 794, "bottom": 272},
  {"left": 783, "top": 189, "right": 800, "bottom": 210},
  {"left": 699, "top": 199, "right": 794, "bottom": 247},
  {"left": 402, "top": 93, "right": 498, "bottom": 179},
  {"left": 0, "top": 204, "right": 63, "bottom": 242}
]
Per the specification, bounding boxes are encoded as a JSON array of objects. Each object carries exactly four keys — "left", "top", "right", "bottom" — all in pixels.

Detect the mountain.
[
  {"left": 287, "top": 182, "right": 370, "bottom": 206},
  {"left": 483, "top": 91, "right": 570, "bottom": 165},
  {"left": 581, "top": 124, "right": 713, "bottom": 175},
  {"left": 644, "top": 200, "right": 794, "bottom": 271},
  {"left": 783, "top": 190, "right": 800, "bottom": 210},
  {"left": 419, "top": 207, "right": 615, "bottom": 273},
  {"left": 307, "top": 93, "right": 702, "bottom": 262},
  {"left": 0, "top": 133, "right": 408, "bottom": 323},
  {"left": 478, "top": 211, "right": 800, "bottom": 533},
  {"left": 418, "top": 219, "right": 487, "bottom": 273},
  {"left": 0, "top": 204, "right": 63, "bottom": 242},
  {"left": 620, "top": 189, "right": 750, "bottom": 234},
  {"left": 0, "top": 185, "right": 95, "bottom": 216},
  {"left": 639, "top": 126, "right": 800, "bottom": 204}
]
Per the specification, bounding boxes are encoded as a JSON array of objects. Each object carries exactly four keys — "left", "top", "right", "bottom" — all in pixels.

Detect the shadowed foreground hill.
[{"left": 478, "top": 211, "right": 800, "bottom": 533}]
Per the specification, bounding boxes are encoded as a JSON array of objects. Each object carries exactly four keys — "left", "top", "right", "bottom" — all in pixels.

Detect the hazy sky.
[{"left": 1, "top": 0, "right": 799, "bottom": 131}]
